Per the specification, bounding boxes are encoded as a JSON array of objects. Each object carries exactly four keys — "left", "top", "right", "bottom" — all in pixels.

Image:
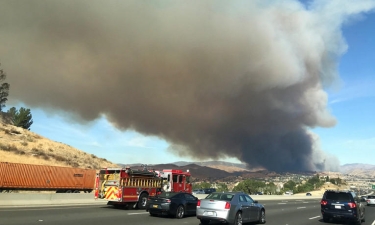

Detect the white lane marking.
[
  {"left": 309, "top": 216, "right": 321, "bottom": 220},
  {"left": 297, "top": 207, "right": 306, "bottom": 209},
  {"left": 128, "top": 212, "right": 149, "bottom": 215},
  {"left": 278, "top": 203, "right": 287, "bottom": 204},
  {"left": 371, "top": 219, "right": 375, "bottom": 225},
  {"left": 303, "top": 202, "right": 309, "bottom": 203}
]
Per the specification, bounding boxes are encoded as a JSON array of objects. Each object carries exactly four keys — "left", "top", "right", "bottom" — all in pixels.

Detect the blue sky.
[
  {"left": 2, "top": 1, "right": 375, "bottom": 168},
  {"left": 313, "top": 11, "right": 375, "bottom": 165}
]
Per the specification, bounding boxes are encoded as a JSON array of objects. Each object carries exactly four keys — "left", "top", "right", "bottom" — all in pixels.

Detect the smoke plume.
[{"left": 1, "top": 0, "right": 374, "bottom": 172}]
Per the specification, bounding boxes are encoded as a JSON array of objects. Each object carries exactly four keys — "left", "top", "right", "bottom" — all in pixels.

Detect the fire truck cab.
[
  {"left": 157, "top": 169, "right": 192, "bottom": 193},
  {"left": 95, "top": 167, "right": 192, "bottom": 209}
]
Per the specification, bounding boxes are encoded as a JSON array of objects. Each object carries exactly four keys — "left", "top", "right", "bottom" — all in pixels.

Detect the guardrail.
[
  {"left": 0, "top": 193, "right": 322, "bottom": 207},
  {"left": 194, "top": 193, "right": 322, "bottom": 200}
]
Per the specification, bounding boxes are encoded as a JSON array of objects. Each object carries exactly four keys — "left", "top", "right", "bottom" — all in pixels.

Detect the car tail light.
[
  {"left": 165, "top": 199, "right": 171, "bottom": 203},
  {"left": 320, "top": 200, "right": 328, "bottom": 206},
  {"left": 197, "top": 200, "right": 201, "bottom": 206},
  {"left": 225, "top": 202, "right": 231, "bottom": 209},
  {"left": 348, "top": 202, "right": 356, "bottom": 208}
]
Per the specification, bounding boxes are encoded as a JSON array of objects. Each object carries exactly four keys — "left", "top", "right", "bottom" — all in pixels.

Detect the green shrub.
[
  {"left": 16, "top": 150, "right": 26, "bottom": 155},
  {"left": 53, "top": 155, "right": 67, "bottom": 162}
]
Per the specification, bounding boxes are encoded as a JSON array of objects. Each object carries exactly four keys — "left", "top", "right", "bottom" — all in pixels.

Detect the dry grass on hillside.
[
  {"left": 205, "top": 165, "right": 249, "bottom": 173},
  {"left": 294, "top": 183, "right": 350, "bottom": 197},
  {"left": 0, "top": 122, "right": 118, "bottom": 169}
]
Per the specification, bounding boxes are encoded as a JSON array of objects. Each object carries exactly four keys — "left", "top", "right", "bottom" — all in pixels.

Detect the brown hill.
[
  {"left": 173, "top": 161, "right": 251, "bottom": 172},
  {"left": 340, "top": 163, "right": 375, "bottom": 177},
  {"left": 124, "top": 163, "right": 281, "bottom": 182},
  {"left": 0, "top": 121, "right": 118, "bottom": 169},
  {"left": 124, "top": 163, "right": 240, "bottom": 181}
]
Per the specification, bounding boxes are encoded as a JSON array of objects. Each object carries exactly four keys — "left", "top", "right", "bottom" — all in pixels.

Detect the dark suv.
[
  {"left": 321, "top": 190, "right": 366, "bottom": 224},
  {"left": 203, "top": 188, "right": 216, "bottom": 194}
]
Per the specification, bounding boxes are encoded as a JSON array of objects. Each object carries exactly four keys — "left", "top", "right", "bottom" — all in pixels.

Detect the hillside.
[
  {"left": 0, "top": 121, "right": 118, "bottom": 169},
  {"left": 120, "top": 163, "right": 239, "bottom": 181},
  {"left": 173, "top": 161, "right": 251, "bottom": 172},
  {"left": 340, "top": 163, "right": 375, "bottom": 177},
  {"left": 294, "top": 183, "right": 349, "bottom": 197}
]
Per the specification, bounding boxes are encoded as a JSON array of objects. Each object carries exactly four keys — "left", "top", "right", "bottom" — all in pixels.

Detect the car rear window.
[
  {"left": 157, "top": 192, "right": 179, "bottom": 198},
  {"left": 324, "top": 192, "right": 352, "bottom": 201},
  {"left": 206, "top": 193, "right": 234, "bottom": 201},
  {"left": 368, "top": 196, "right": 375, "bottom": 199}
]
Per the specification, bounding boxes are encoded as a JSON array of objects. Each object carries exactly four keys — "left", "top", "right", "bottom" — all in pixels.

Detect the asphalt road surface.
[{"left": 1, "top": 199, "right": 374, "bottom": 225}]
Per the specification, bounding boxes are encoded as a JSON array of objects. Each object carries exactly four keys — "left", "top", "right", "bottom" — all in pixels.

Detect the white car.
[{"left": 366, "top": 195, "right": 375, "bottom": 206}]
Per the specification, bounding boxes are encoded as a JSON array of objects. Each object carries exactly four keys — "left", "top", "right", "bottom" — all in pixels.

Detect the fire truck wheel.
[
  {"left": 137, "top": 193, "right": 148, "bottom": 209},
  {"left": 175, "top": 205, "right": 185, "bottom": 219}
]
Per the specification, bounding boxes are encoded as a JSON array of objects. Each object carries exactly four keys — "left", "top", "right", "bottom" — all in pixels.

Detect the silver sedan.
[{"left": 196, "top": 192, "right": 266, "bottom": 225}]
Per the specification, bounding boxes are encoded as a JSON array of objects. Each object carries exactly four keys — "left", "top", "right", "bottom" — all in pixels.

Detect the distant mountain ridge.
[
  {"left": 340, "top": 163, "right": 375, "bottom": 176},
  {"left": 172, "top": 160, "right": 248, "bottom": 169},
  {"left": 118, "top": 161, "right": 375, "bottom": 179},
  {"left": 118, "top": 160, "right": 252, "bottom": 173}
]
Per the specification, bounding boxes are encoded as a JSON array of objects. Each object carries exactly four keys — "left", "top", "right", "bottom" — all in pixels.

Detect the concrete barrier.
[
  {"left": 193, "top": 193, "right": 322, "bottom": 200},
  {"left": 0, "top": 193, "right": 107, "bottom": 207}
]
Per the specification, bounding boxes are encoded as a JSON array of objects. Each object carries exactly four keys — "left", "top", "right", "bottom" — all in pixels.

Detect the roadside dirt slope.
[{"left": 0, "top": 121, "right": 118, "bottom": 169}]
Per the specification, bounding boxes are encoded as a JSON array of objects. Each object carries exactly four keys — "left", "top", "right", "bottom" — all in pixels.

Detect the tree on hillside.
[
  {"left": 216, "top": 183, "right": 229, "bottom": 192},
  {"left": 0, "top": 65, "right": 10, "bottom": 111},
  {"left": 283, "top": 180, "right": 296, "bottom": 192},
  {"left": 263, "top": 182, "right": 277, "bottom": 195},
  {"left": 232, "top": 179, "right": 266, "bottom": 194},
  {"left": 192, "top": 181, "right": 212, "bottom": 190},
  {"left": 7, "top": 107, "right": 33, "bottom": 130}
]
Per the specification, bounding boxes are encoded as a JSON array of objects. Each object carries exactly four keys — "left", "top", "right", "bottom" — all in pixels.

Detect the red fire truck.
[{"left": 94, "top": 166, "right": 192, "bottom": 209}]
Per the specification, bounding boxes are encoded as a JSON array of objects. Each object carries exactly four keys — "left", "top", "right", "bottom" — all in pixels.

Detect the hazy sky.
[{"left": 1, "top": 0, "right": 374, "bottom": 172}]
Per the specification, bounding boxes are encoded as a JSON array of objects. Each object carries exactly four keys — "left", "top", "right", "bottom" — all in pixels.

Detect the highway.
[{"left": 1, "top": 199, "right": 374, "bottom": 225}]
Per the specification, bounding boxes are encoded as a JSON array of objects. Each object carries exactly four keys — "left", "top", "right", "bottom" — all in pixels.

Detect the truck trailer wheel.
[{"left": 137, "top": 193, "right": 148, "bottom": 209}]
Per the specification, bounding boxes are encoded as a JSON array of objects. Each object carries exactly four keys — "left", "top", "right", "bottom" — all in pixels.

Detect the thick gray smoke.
[{"left": 1, "top": 0, "right": 374, "bottom": 172}]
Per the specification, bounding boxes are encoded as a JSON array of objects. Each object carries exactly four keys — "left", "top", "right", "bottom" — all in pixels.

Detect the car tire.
[
  {"left": 149, "top": 212, "right": 157, "bottom": 217},
  {"left": 230, "top": 211, "right": 242, "bottom": 225},
  {"left": 200, "top": 219, "right": 210, "bottom": 225},
  {"left": 258, "top": 209, "right": 266, "bottom": 224},
  {"left": 137, "top": 193, "right": 148, "bottom": 209},
  {"left": 175, "top": 205, "right": 185, "bottom": 219}
]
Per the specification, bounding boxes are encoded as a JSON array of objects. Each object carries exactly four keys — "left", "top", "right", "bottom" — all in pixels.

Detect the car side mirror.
[{"left": 253, "top": 200, "right": 258, "bottom": 203}]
